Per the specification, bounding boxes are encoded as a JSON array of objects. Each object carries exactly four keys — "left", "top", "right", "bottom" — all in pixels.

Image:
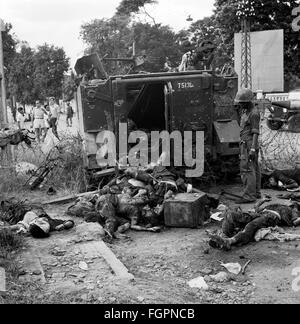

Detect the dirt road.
[{"left": 2, "top": 187, "right": 300, "bottom": 305}]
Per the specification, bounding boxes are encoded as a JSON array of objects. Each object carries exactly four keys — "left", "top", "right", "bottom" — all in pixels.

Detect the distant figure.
[
  {"left": 31, "top": 100, "right": 47, "bottom": 144},
  {"left": 178, "top": 40, "right": 216, "bottom": 72},
  {"left": 43, "top": 104, "right": 50, "bottom": 140},
  {"left": 266, "top": 167, "right": 300, "bottom": 191},
  {"left": 178, "top": 41, "right": 195, "bottom": 72},
  {"left": 49, "top": 97, "right": 60, "bottom": 140},
  {"left": 66, "top": 102, "right": 74, "bottom": 127},
  {"left": 16, "top": 107, "right": 26, "bottom": 130},
  {"left": 164, "top": 57, "right": 177, "bottom": 72}
]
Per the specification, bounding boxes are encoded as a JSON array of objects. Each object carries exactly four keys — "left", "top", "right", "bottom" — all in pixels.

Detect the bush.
[
  {"left": 0, "top": 134, "right": 88, "bottom": 196},
  {"left": 44, "top": 134, "right": 88, "bottom": 193},
  {"left": 0, "top": 229, "right": 24, "bottom": 259}
]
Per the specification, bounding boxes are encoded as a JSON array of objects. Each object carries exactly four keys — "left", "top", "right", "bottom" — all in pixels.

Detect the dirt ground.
[
  {"left": 1, "top": 185, "right": 300, "bottom": 305},
  {"left": 1, "top": 113, "right": 300, "bottom": 304}
]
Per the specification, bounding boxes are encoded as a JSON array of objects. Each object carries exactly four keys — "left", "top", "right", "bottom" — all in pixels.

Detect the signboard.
[
  {"left": 265, "top": 93, "right": 289, "bottom": 102},
  {"left": 234, "top": 29, "right": 284, "bottom": 92}
]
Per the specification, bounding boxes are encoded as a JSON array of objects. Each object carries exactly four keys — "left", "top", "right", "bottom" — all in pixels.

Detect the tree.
[
  {"left": 212, "top": 0, "right": 300, "bottom": 90},
  {"left": 187, "top": 16, "right": 232, "bottom": 68},
  {"left": 1, "top": 22, "right": 17, "bottom": 95},
  {"left": 116, "top": 0, "right": 158, "bottom": 25},
  {"left": 80, "top": 16, "right": 133, "bottom": 74},
  {"left": 33, "top": 44, "right": 70, "bottom": 100},
  {"left": 62, "top": 71, "right": 77, "bottom": 102},
  {"left": 81, "top": 0, "right": 186, "bottom": 75},
  {"left": 8, "top": 44, "right": 36, "bottom": 105},
  {"left": 133, "top": 22, "right": 182, "bottom": 71}
]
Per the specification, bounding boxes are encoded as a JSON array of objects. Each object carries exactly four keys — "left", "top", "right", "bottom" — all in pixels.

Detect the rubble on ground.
[{"left": 66, "top": 164, "right": 219, "bottom": 239}]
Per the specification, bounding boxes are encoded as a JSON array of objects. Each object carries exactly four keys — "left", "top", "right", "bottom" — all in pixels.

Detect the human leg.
[
  {"left": 255, "top": 151, "right": 262, "bottom": 198},
  {"left": 35, "top": 127, "right": 40, "bottom": 143},
  {"left": 50, "top": 118, "right": 60, "bottom": 140},
  {"left": 41, "top": 127, "right": 48, "bottom": 142},
  {"left": 230, "top": 211, "right": 281, "bottom": 246},
  {"left": 240, "top": 144, "right": 257, "bottom": 202},
  {"left": 222, "top": 208, "right": 257, "bottom": 237}
]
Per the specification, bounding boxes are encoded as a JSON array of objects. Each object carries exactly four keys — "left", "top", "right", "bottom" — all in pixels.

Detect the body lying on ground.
[
  {"left": 0, "top": 199, "right": 74, "bottom": 238},
  {"left": 267, "top": 167, "right": 300, "bottom": 190},
  {"left": 68, "top": 186, "right": 165, "bottom": 239},
  {"left": 208, "top": 199, "right": 300, "bottom": 251},
  {"left": 67, "top": 165, "right": 181, "bottom": 238}
]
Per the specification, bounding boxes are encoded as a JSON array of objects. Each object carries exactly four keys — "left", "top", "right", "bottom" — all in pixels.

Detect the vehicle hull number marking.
[{"left": 178, "top": 82, "right": 195, "bottom": 89}]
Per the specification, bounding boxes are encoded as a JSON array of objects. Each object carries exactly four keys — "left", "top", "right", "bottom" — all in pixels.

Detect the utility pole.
[
  {"left": 241, "top": 18, "right": 252, "bottom": 89},
  {"left": 237, "top": 0, "right": 255, "bottom": 90},
  {"left": 0, "top": 18, "right": 12, "bottom": 168},
  {"left": 0, "top": 18, "right": 8, "bottom": 128}
]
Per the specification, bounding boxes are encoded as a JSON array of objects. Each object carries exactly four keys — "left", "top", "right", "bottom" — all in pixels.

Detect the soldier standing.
[{"left": 235, "top": 88, "right": 261, "bottom": 204}]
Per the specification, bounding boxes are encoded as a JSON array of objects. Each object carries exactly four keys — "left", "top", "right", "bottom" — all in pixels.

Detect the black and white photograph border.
[{"left": 0, "top": 0, "right": 300, "bottom": 307}]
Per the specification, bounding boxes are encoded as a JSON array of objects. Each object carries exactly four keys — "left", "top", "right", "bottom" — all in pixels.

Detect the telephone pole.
[
  {"left": 0, "top": 18, "right": 12, "bottom": 168},
  {"left": 0, "top": 18, "right": 8, "bottom": 128},
  {"left": 237, "top": 0, "right": 255, "bottom": 90},
  {"left": 240, "top": 18, "right": 252, "bottom": 89}
]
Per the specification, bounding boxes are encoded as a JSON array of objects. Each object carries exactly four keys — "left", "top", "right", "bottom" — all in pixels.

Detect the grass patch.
[
  {"left": 0, "top": 133, "right": 88, "bottom": 197},
  {"left": 0, "top": 229, "right": 24, "bottom": 259},
  {"left": 45, "top": 134, "right": 88, "bottom": 193}
]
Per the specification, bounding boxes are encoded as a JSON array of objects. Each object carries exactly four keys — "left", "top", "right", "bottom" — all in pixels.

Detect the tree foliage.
[
  {"left": 2, "top": 21, "right": 70, "bottom": 104},
  {"left": 133, "top": 23, "right": 182, "bottom": 72},
  {"left": 62, "top": 71, "right": 77, "bottom": 102},
  {"left": 7, "top": 42, "right": 70, "bottom": 104},
  {"left": 8, "top": 44, "right": 36, "bottom": 104},
  {"left": 33, "top": 44, "right": 70, "bottom": 100},
  {"left": 80, "top": 2, "right": 183, "bottom": 74},
  {"left": 116, "top": 0, "right": 157, "bottom": 17},
  {"left": 1, "top": 23, "right": 17, "bottom": 90},
  {"left": 188, "top": 0, "right": 300, "bottom": 89}
]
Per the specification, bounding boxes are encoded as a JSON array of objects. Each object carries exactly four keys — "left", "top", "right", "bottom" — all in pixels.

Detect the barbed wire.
[{"left": 260, "top": 110, "right": 300, "bottom": 170}]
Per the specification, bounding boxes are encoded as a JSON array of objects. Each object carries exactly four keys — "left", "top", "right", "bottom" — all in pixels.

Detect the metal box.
[{"left": 164, "top": 193, "right": 208, "bottom": 228}]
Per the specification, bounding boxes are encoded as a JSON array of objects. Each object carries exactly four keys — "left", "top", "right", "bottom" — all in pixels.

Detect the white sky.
[{"left": 0, "top": 0, "right": 215, "bottom": 67}]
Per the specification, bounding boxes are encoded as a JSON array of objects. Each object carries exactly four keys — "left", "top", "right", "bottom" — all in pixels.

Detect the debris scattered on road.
[
  {"left": 221, "top": 263, "right": 242, "bottom": 275},
  {"left": 188, "top": 276, "right": 209, "bottom": 290},
  {"left": 78, "top": 261, "right": 89, "bottom": 271},
  {"left": 210, "top": 212, "right": 224, "bottom": 222},
  {"left": 241, "top": 260, "right": 252, "bottom": 275},
  {"left": 15, "top": 162, "right": 38, "bottom": 175},
  {"left": 209, "top": 272, "right": 231, "bottom": 283},
  {"left": 255, "top": 227, "right": 300, "bottom": 242}
]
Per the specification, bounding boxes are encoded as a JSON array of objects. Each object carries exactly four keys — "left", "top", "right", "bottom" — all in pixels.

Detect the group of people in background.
[{"left": 13, "top": 98, "right": 74, "bottom": 144}]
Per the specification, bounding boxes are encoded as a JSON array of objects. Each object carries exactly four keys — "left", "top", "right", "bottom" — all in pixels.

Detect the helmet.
[
  {"left": 182, "top": 40, "right": 193, "bottom": 49},
  {"left": 234, "top": 88, "right": 254, "bottom": 104}
]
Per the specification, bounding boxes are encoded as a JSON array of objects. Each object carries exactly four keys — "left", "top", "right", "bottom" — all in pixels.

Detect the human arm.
[
  {"left": 31, "top": 109, "right": 35, "bottom": 128},
  {"left": 16, "top": 114, "right": 21, "bottom": 129},
  {"left": 249, "top": 111, "right": 260, "bottom": 160},
  {"left": 178, "top": 53, "right": 188, "bottom": 72}
]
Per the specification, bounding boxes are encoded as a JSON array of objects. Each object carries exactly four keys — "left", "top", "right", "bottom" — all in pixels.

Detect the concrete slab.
[
  {"left": 0, "top": 267, "right": 6, "bottom": 292},
  {"left": 79, "top": 241, "right": 134, "bottom": 282}
]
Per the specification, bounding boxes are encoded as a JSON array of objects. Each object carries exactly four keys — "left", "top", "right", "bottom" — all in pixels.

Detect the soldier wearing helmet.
[
  {"left": 235, "top": 88, "right": 261, "bottom": 204},
  {"left": 178, "top": 39, "right": 215, "bottom": 72},
  {"left": 178, "top": 40, "right": 195, "bottom": 72}
]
